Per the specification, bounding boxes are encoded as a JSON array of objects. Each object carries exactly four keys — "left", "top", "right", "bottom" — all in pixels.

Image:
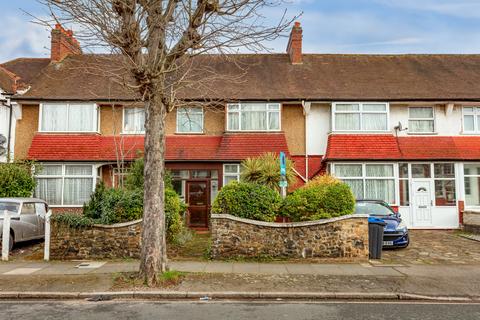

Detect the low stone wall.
[
  {"left": 211, "top": 214, "right": 369, "bottom": 260},
  {"left": 463, "top": 211, "right": 480, "bottom": 234},
  {"left": 50, "top": 219, "right": 142, "bottom": 260}
]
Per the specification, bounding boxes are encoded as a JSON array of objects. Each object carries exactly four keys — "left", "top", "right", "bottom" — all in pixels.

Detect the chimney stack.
[
  {"left": 51, "top": 24, "right": 82, "bottom": 62},
  {"left": 287, "top": 22, "right": 303, "bottom": 64}
]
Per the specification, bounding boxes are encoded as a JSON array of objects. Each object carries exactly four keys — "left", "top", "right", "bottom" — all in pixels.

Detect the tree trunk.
[{"left": 139, "top": 94, "right": 167, "bottom": 286}]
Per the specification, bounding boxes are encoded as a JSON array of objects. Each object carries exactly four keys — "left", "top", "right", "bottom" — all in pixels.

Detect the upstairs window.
[
  {"left": 332, "top": 103, "right": 389, "bottom": 131},
  {"left": 177, "top": 107, "right": 204, "bottom": 133},
  {"left": 123, "top": 107, "right": 145, "bottom": 133},
  {"left": 41, "top": 103, "right": 98, "bottom": 132},
  {"left": 227, "top": 103, "right": 280, "bottom": 131},
  {"left": 463, "top": 107, "right": 480, "bottom": 133},
  {"left": 409, "top": 107, "right": 435, "bottom": 133}
]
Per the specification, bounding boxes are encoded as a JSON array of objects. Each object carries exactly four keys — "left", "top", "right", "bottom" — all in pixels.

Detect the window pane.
[
  {"left": 464, "top": 107, "right": 474, "bottom": 113},
  {"left": 343, "top": 179, "right": 363, "bottom": 199},
  {"left": 409, "top": 120, "right": 434, "bottom": 133},
  {"left": 411, "top": 164, "right": 431, "bottom": 178},
  {"left": 464, "top": 115, "right": 475, "bottom": 131},
  {"left": 268, "top": 104, "right": 280, "bottom": 110},
  {"left": 224, "top": 175, "right": 239, "bottom": 185},
  {"left": 69, "top": 104, "right": 95, "bottom": 131},
  {"left": 227, "top": 104, "right": 239, "bottom": 111},
  {"left": 335, "top": 113, "right": 361, "bottom": 130},
  {"left": 65, "top": 165, "right": 92, "bottom": 176},
  {"left": 464, "top": 176, "right": 480, "bottom": 206},
  {"left": 434, "top": 163, "right": 455, "bottom": 178},
  {"left": 363, "top": 104, "right": 387, "bottom": 112},
  {"left": 211, "top": 170, "right": 218, "bottom": 179},
  {"left": 172, "top": 180, "right": 185, "bottom": 198},
  {"left": 124, "top": 107, "right": 145, "bottom": 132},
  {"left": 399, "top": 180, "right": 409, "bottom": 206},
  {"left": 464, "top": 163, "right": 480, "bottom": 175},
  {"left": 177, "top": 107, "right": 203, "bottom": 133},
  {"left": 434, "top": 180, "right": 456, "bottom": 206},
  {"left": 39, "top": 165, "right": 62, "bottom": 176},
  {"left": 241, "top": 104, "right": 267, "bottom": 111},
  {"left": 241, "top": 111, "right": 267, "bottom": 130},
  {"left": 191, "top": 170, "right": 210, "bottom": 178},
  {"left": 365, "top": 179, "right": 395, "bottom": 203},
  {"left": 227, "top": 112, "right": 239, "bottom": 130},
  {"left": 336, "top": 104, "right": 359, "bottom": 111},
  {"left": 63, "top": 178, "right": 93, "bottom": 205},
  {"left": 410, "top": 107, "right": 433, "bottom": 118},
  {"left": 366, "top": 164, "right": 394, "bottom": 177},
  {"left": 268, "top": 111, "right": 280, "bottom": 130},
  {"left": 172, "top": 170, "right": 189, "bottom": 179},
  {"left": 399, "top": 163, "right": 409, "bottom": 178},
  {"left": 224, "top": 164, "right": 239, "bottom": 174},
  {"left": 41, "top": 104, "right": 68, "bottom": 131},
  {"left": 363, "top": 113, "right": 387, "bottom": 130},
  {"left": 335, "top": 164, "right": 362, "bottom": 177},
  {"left": 35, "top": 178, "right": 62, "bottom": 205}
]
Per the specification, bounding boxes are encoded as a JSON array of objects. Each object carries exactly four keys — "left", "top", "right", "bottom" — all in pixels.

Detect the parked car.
[
  {"left": 0, "top": 198, "right": 48, "bottom": 251},
  {"left": 354, "top": 200, "right": 409, "bottom": 248}
]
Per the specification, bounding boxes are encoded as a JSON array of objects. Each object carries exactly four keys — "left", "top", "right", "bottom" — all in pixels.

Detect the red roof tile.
[
  {"left": 291, "top": 155, "right": 324, "bottom": 180},
  {"left": 325, "top": 134, "right": 480, "bottom": 161},
  {"left": 27, "top": 133, "right": 289, "bottom": 161}
]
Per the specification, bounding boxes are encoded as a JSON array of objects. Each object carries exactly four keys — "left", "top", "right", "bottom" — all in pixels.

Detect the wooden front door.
[{"left": 186, "top": 181, "right": 209, "bottom": 228}]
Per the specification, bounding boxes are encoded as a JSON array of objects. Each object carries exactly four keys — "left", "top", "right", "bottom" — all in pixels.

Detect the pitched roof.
[
  {"left": 325, "top": 134, "right": 480, "bottom": 161},
  {"left": 27, "top": 133, "right": 289, "bottom": 161},
  {"left": 0, "top": 58, "right": 50, "bottom": 93},
  {"left": 15, "top": 53, "right": 480, "bottom": 101}
]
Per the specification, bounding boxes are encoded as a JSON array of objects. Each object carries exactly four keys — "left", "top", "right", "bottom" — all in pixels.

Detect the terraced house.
[{"left": 4, "top": 23, "right": 480, "bottom": 229}]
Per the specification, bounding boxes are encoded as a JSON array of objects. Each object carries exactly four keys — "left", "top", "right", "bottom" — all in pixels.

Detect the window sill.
[
  {"left": 330, "top": 131, "right": 390, "bottom": 134},
  {"left": 175, "top": 132, "right": 205, "bottom": 135},
  {"left": 121, "top": 132, "right": 145, "bottom": 135},
  {"left": 38, "top": 131, "right": 100, "bottom": 134},
  {"left": 461, "top": 132, "right": 480, "bottom": 135},
  {"left": 406, "top": 132, "right": 438, "bottom": 135},
  {"left": 225, "top": 130, "right": 282, "bottom": 133}
]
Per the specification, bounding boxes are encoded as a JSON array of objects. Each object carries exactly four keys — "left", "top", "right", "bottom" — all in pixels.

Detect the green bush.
[
  {"left": 211, "top": 181, "right": 281, "bottom": 222},
  {"left": 124, "top": 157, "right": 173, "bottom": 190},
  {"left": 240, "top": 153, "right": 295, "bottom": 191},
  {"left": 281, "top": 182, "right": 355, "bottom": 221},
  {"left": 165, "top": 188, "right": 188, "bottom": 242},
  {"left": 52, "top": 213, "right": 95, "bottom": 228},
  {"left": 0, "top": 162, "right": 36, "bottom": 197}
]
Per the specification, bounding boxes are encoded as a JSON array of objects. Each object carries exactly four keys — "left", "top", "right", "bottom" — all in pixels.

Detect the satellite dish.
[
  {"left": 0, "top": 134, "right": 6, "bottom": 145},
  {"left": 394, "top": 122, "right": 408, "bottom": 132}
]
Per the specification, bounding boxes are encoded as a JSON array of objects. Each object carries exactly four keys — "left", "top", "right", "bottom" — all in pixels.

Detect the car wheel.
[{"left": 9, "top": 234, "right": 14, "bottom": 252}]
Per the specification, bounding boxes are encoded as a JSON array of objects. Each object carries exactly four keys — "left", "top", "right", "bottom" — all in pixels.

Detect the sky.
[{"left": 1, "top": 0, "right": 480, "bottom": 62}]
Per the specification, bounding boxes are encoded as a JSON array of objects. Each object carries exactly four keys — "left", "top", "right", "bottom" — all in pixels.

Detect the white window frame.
[
  {"left": 463, "top": 162, "right": 480, "bottom": 209},
  {"left": 176, "top": 106, "right": 204, "bottom": 134},
  {"left": 39, "top": 103, "right": 99, "bottom": 133},
  {"left": 35, "top": 163, "right": 97, "bottom": 207},
  {"left": 331, "top": 163, "right": 398, "bottom": 205},
  {"left": 462, "top": 106, "right": 480, "bottom": 134},
  {"left": 122, "top": 106, "right": 145, "bottom": 134},
  {"left": 331, "top": 102, "right": 390, "bottom": 132},
  {"left": 408, "top": 106, "right": 436, "bottom": 134},
  {"left": 226, "top": 102, "right": 281, "bottom": 132},
  {"left": 223, "top": 164, "right": 241, "bottom": 186}
]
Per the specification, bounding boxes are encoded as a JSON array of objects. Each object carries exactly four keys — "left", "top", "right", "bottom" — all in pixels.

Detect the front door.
[
  {"left": 186, "top": 181, "right": 209, "bottom": 228},
  {"left": 412, "top": 180, "right": 433, "bottom": 227}
]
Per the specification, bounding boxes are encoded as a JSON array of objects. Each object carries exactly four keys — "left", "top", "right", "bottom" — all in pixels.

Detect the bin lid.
[{"left": 368, "top": 217, "right": 387, "bottom": 225}]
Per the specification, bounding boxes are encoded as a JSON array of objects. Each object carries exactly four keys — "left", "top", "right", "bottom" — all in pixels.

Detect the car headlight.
[{"left": 396, "top": 220, "right": 407, "bottom": 231}]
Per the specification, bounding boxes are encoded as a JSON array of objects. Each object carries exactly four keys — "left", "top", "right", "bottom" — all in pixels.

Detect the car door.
[
  {"left": 19, "top": 203, "right": 39, "bottom": 240},
  {"left": 35, "top": 202, "right": 46, "bottom": 237}
]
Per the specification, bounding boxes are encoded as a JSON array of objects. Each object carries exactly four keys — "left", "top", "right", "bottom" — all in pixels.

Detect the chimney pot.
[{"left": 287, "top": 21, "right": 303, "bottom": 64}]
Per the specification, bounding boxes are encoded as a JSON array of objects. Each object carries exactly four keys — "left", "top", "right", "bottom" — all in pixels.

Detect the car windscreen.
[
  {"left": 0, "top": 202, "right": 20, "bottom": 214},
  {"left": 355, "top": 202, "right": 395, "bottom": 216}
]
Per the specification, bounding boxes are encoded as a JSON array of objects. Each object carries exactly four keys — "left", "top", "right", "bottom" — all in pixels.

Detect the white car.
[{"left": 0, "top": 198, "right": 47, "bottom": 251}]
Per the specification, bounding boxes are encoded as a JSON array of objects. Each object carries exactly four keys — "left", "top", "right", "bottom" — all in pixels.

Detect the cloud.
[{"left": 373, "top": 0, "right": 480, "bottom": 19}]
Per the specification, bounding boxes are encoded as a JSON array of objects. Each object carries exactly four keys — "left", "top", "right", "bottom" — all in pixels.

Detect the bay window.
[
  {"left": 227, "top": 103, "right": 280, "bottom": 131},
  {"left": 41, "top": 103, "right": 98, "bottom": 132},
  {"left": 409, "top": 107, "right": 435, "bottom": 133},
  {"left": 177, "top": 107, "right": 204, "bottom": 133},
  {"left": 35, "top": 164, "right": 95, "bottom": 206},
  {"left": 332, "top": 163, "right": 396, "bottom": 204},
  {"left": 463, "top": 107, "right": 480, "bottom": 133},
  {"left": 332, "top": 103, "right": 389, "bottom": 131},
  {"left": 464, "top": 163, "right": 480, "bottom": 207},
  {"left": 123, "top": 107, "right": 145, "bottom": 133}
]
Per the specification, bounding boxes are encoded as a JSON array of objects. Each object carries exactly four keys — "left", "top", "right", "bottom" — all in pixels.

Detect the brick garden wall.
[
  {"left": 463, "top": 211, "right": 480, "bottom": 234},
  {"left": 211, "top": 214, "right": 369, "bottom": 260},
  {"left": 50, "top": 219, "right": 142, "bottom": 260}
]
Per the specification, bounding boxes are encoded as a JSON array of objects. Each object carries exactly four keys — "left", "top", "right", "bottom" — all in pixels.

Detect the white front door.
[{"left": 412, "top": 180, "right": 433, "bottom": 227}]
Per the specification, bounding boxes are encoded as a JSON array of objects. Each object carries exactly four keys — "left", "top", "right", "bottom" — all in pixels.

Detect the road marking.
[{"left": 3, "top": 268, "right": 42, "bottom": 275}]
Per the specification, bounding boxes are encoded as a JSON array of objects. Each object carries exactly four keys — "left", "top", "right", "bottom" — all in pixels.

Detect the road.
[{"left": 1, "top": 301, "right": 480, "bottom": 320}]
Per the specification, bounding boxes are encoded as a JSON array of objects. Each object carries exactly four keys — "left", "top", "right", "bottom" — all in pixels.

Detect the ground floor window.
[
  {"left": 35, "top": 164, "right": 96, "bottom": 206},
  {"left": 223, "top": 164, "right": 241, "bottom": 186},
  {"left": 464, "top": 163, "right": 480, "bottom": 207},
  {"left": 331, "top": 163, "right": 396, "bottom": 204}
]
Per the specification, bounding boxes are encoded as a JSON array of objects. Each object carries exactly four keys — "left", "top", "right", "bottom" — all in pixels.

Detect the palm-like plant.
[{"left": 240, "top": 153, "right": 296, "bottom": 191}]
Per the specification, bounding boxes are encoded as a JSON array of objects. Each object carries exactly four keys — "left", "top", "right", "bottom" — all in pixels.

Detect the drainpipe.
[{"left": 302, "top": 100, "right": 311, "bottom": 182}]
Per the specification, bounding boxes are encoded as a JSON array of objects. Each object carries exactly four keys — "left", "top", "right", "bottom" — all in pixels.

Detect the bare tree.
[{"left": 37, "top": 0, "right": 296, "bottom": 285}]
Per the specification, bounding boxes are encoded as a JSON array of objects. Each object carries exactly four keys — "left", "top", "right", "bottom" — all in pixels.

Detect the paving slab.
[
  {"left": 169, "top": 261, "right": 207, "bottom": 273},
  {"left": 204, "top": 262, "right": 234, "bottom": 273},
  {"left": 90, "top": 261, "right": 140, "bottom": 274},
  {"left": 284, "top": 264, "right": 316, "bottom": 274},
  {"left": 258, "top": 263, "right": 288, "bottom": 274},
  {"left": 232, "top": 263, "right": 260, "bottom": 274}
]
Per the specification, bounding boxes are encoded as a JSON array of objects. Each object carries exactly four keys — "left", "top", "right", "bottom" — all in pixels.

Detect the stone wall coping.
[
  {"left": 91, "top": 219, "right": 143, "bottom": 229},
  {"left": 211, "top": 214, "right": 369, "bottom": 228}
]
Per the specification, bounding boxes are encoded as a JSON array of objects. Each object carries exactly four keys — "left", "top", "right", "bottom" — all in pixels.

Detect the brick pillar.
[
  {"left": 287, "top": 22, "right": 303, "bottom": 64},
  {"left": 51, "top": 24, "right": 82, "bottom": 62}
]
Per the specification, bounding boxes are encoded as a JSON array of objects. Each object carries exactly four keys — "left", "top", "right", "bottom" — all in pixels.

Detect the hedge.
[{"left": 0, "top": 162, "right": 36, "bottom": 198}]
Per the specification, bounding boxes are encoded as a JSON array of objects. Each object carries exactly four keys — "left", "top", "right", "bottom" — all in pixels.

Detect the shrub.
[
  {"left": 305, "top": 174, "right": 341, "bottom": 188},
  {"left": 211, "top": 181, "right": 281, "bottom": 222},
  {"left": 0, "top": 162, "right": 36, "bottom": 198},
  {"left": 52, "top": 213, "right": 95, "bottom": 228},
  {"left": 280, "top": 182, "right": 355, "bottom": 221},
  {"left": 165, "top": 188, "right": 188, "bottom": 242},
  {"left": 124, "top": 157, "right": 173, "bottom": 190},
  {"left": 240, "top": 153, "right": 295, "bottom": 191}
]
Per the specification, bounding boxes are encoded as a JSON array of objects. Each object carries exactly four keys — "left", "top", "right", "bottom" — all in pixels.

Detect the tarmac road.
[{"left": 1, "top": 300, "right": 480, "bottom": 320}]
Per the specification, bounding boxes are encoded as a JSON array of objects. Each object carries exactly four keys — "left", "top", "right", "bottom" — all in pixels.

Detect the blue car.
[{"left": 355, "top": 200, "right": 409, "bottom": 249}]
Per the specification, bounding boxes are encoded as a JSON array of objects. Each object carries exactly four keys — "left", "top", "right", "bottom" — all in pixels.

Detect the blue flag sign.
[{"left": 280, "top": 151, "right": 287, "bottom": 176}]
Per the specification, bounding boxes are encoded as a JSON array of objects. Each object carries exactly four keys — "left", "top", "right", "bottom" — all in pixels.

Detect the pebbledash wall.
[
  {"left": 50, "top": 219, "right": 142, "bottom": 260},
  {"left": 211, "top": 214, "right": 369, "bottom": 260}
]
